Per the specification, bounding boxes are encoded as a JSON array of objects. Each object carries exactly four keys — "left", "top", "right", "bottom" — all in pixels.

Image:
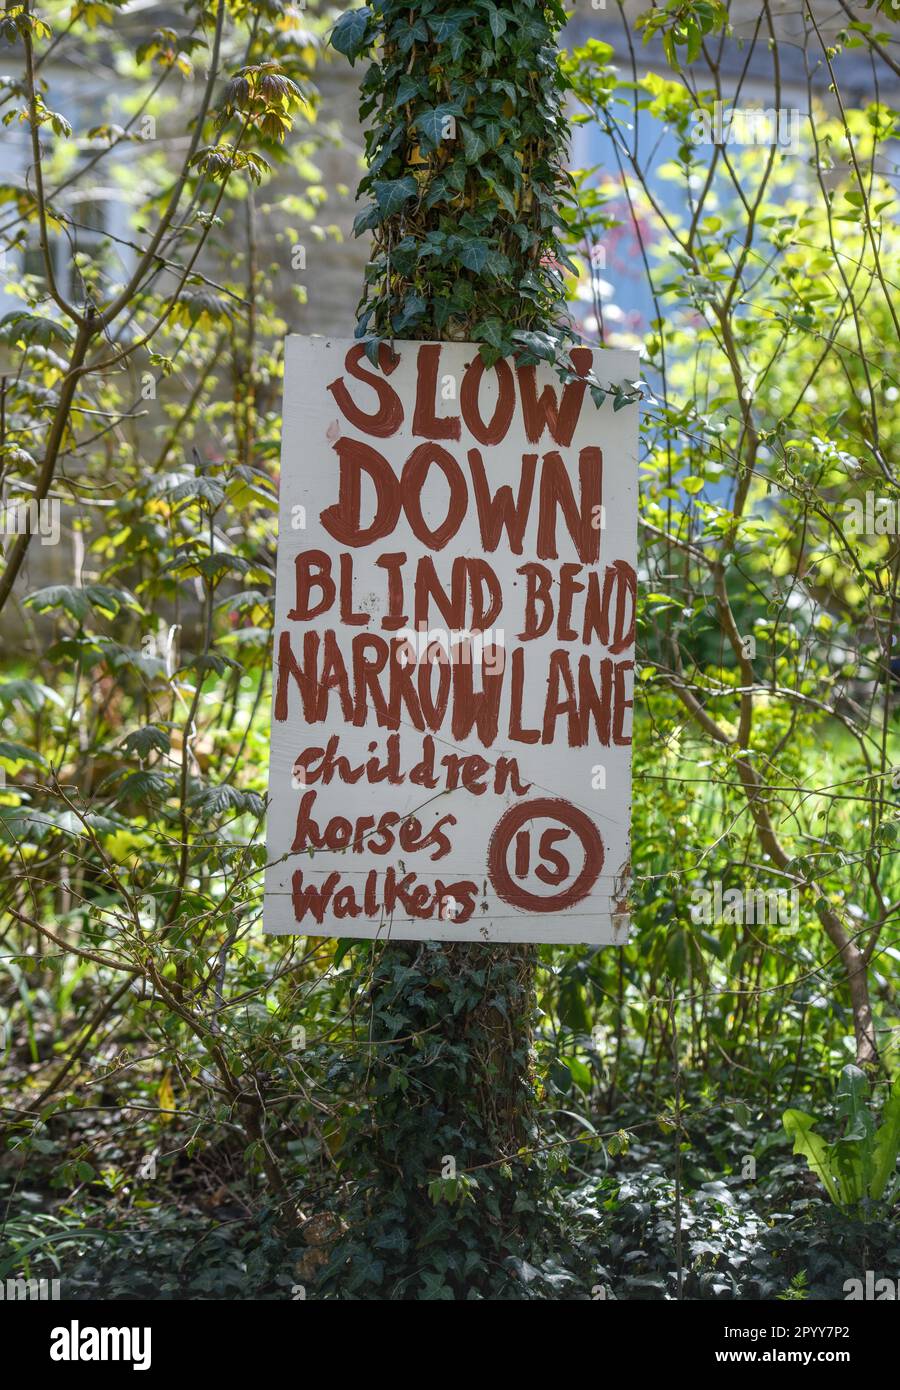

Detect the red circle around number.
[{"left": 487, "top": 796, "right": 605, "bottom": 913}]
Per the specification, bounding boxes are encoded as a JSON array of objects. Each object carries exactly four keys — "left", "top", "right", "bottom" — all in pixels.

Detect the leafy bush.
[{"left": 784, "top": 1067, "right": 900, "bottom": 1214}]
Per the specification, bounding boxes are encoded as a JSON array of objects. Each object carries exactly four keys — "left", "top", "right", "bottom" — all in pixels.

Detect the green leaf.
[
  {"left": 395, "top": 75, "right": 426, "bottom": 106},
  {"left": 330, "top": 7, "right": 372, "bottom": 63},
  {"left": 24, "top": 585, "right": 90, "bottom": 623},
  {"left": 372, "top": 176, "right": 418, "bottom": 218},
  {"left": 782, "top": 1109, "right": 842, "bottom": 1206},
  {"left": 428, "top": 10, "right": 475, "bottom": 44},
  {"left": 475, "top": 316, "right": 505, "bottom": 349},
  {"left": 833, "top": 1063, "right": 873, "bottom": 1204},
  {"left": 459, "top": 239, "right": 491, "bottom": 273},
  {"left": 0, "top": 739, "right": 47, "bottom": 768},
  {"left": 120, "top": 726, "right": 171, "bottom": 759},
  {"left": 25, "top": 584, "right": 143, "bottom": 623},
  {"left": 168, "top": 476, "right": 226, "bottom": 508},
  {"left": 114, "top": 770, "right": 173, "bottom": 804},
  {"left": 512, "top": 329, "right": 557, "bottom": 363},
  {"left": 460, "top": 123, "right": 488, "bottom": 163},
  {"left": 415, "top": 105, "right": 460, "bottom": 152},
  {"left": 484, "top": 174, "right": 516, "bottom": 216},
  {"left": 392, "top": 291, "right": 426, "bottom": 332},
  {"left": 870, "top": 1074, "right": 900, "bottom": 1201},
  {"left": 0, "top": 311, "right": 73, "bottom": 347},
  {"left": 487, "top": 5, "right": 507, "bottom": 39},
  {"left": 0, "top": 679, "right": 61, "bottom": 712},
  {"left": 189, "top": 784, "right": 265, "bottom": 818}
]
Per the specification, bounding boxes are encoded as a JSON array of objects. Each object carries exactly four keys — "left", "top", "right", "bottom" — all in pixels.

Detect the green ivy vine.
[{"left": 331, "top": 0, "right": 580, "bottom": 367}]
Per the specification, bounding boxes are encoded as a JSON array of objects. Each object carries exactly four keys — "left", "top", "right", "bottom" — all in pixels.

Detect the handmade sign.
[{"left": 264, "top": 337, "right": 638, "bottom": 943}]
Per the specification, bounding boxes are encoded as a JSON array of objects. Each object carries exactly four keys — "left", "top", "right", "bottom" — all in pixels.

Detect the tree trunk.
[{"left": 329, "top": 0, "right": 576, "bottom": 1294}]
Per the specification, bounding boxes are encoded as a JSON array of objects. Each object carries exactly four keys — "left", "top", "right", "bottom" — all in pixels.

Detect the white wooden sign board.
[{"left": 264, "top": 336, "right": 638, "bottom": 943}]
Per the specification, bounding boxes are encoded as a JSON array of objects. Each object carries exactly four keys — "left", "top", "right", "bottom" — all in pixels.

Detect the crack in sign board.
[{"left": 264, "top": 336, "right": 639, "bottom": 944}]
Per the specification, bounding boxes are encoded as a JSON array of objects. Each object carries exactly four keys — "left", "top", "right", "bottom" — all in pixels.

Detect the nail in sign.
[{"left": 264, "top": 337, "right": 638, "bottom": 943}]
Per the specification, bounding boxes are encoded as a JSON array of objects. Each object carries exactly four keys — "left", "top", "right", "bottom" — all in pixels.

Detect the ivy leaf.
[
  {"left": 392, "top": 291, "right": 427, "bottom": 333},
  {"left": 475, "top": 316, "right": 505, "bottom": 349},
  {"left": 460, "top": 123, "right": 489, "bottom": 163},
  {"left": 459, "top": 239, "right": 492, "bottom": 273},
  {"left": 372, "top": 176, "right": 418, "bottom": 218},
  {"left": 415, "top": 105, "right": 460, "bottom": 153},
  {"left": 424, "top": 174, "right": 452, "bottom": 210},
  {"left": 512, "top": 329, "right": 557, "bottom": 363},
  {"left": 484, "top": 174, "right": 516, "bottom": 216},
  {"left": 428, "top": 11, "right": 474, "bottom": 43},
  {"left": 395, "top": 75, "right": 427, "bottom": 106},
  {"left": 352, "top": 203, "right": 381, "bottom": 237},
  {"left": 486, "top": 5, "right": 507, "bottom": 40},
  {"left": 359, "top": 335, "right": 382, "bottom": 367},
  {"left": 397, "top": 18, "right": 429, "bottom": 52},
  {"left": 482, "top": 118, "right": 502, "bottom": 149},
  {"left": 330, "top": 7, "right": 372, "bottom": 63}
]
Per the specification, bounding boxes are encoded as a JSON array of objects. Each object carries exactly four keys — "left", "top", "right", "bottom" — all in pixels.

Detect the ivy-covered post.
[
  {"left": 334, "top": 0, "right": 574, "bottom": 358},
  {"left": 326, "top": 0, "right": 579, "bottom": 1297}
]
